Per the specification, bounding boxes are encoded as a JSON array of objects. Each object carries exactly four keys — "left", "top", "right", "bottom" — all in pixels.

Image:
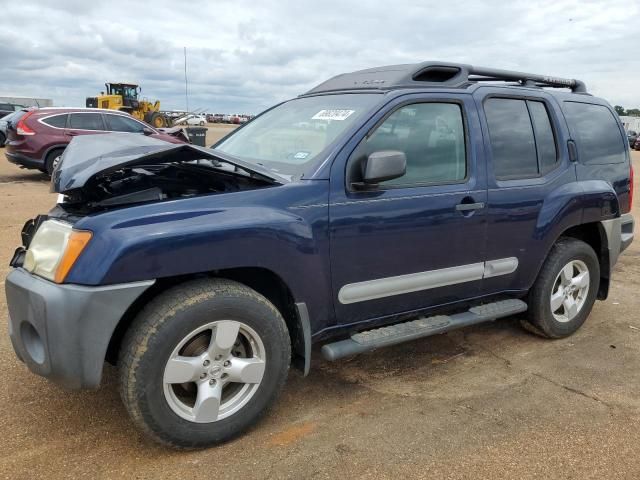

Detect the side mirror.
[
  {"left": 358, "top": 150, "right": 406, "bottom": 187},
  {"left": 142, "top": 127, "right": 154, "bottom": 136}
]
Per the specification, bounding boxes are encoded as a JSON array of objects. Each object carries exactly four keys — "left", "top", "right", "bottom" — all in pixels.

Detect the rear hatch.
[{"left": 5, "top": 109, "right": 29, "bottom": 143}]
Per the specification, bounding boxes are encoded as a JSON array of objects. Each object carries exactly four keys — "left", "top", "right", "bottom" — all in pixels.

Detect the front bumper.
[{"left": 6, "top": 268, "right": 153, "bottom": 389}]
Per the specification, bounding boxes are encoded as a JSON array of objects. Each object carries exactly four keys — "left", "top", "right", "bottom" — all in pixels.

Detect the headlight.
[{"left": 23, "top": 220, "right": 92, "bottom": 283}]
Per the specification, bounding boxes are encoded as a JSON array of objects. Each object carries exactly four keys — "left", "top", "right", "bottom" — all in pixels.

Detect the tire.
[
  {"left": 199, "top": 121, "right": 205, "bottom": 126},
  {"left": 118, "top": 278, "right": 291, "bottom": 448},
  {"left": 44, "top": 148, "right": 65, "bottom": 176},
  {"left": 523, "top": 238, "right": 600, "bottom": 338},
  {"left": 148, "top": 112, "right": 166, "bottom": 128},
  {"left": 0, "top": 131, "right": 5, "bottom": 147}
]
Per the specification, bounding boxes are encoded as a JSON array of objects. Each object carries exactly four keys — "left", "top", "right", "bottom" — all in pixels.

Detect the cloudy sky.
[{"left": 1, "top": 0, "right": 638, "bottom": 114}]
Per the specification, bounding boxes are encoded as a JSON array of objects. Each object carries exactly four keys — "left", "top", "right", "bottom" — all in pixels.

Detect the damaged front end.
[{"left": 51, "top": 133, "right": 286, "bottom": 214}]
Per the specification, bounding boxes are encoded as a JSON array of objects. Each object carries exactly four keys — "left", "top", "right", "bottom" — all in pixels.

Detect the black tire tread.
[{"left": 44, "top": 148, "right": 64, "bottom": 176}]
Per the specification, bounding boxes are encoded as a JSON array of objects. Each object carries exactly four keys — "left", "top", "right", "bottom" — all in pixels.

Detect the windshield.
[
  {"left": 214, "top": 94, "right": 381, "bottom": 177},
  {"left": 123, "top": 86, "right": 138, "bottom": 98}
]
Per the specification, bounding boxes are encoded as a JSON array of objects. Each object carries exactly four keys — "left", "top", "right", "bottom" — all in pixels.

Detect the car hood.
[{"left": 51, "top": 133, "right": 287, "bottom": 194}]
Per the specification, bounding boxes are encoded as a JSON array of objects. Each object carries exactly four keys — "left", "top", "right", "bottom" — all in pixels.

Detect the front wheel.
[
  {"left": 523, "top": 238, "right": 600, "bottom": 338},
  {"left": 118, "top": 279, "right": 291, "bottom": 448}
]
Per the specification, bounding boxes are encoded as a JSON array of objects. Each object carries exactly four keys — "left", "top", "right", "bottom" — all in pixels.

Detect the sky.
[{"left": 1, "top": 0, "right": 638, "bottom": 114}]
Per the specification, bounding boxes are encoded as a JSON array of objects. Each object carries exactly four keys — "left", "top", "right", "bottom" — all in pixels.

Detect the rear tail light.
[
  {"left": 628, "top": 162, "right": 634, "bottom": 212},
  {"left": 16, "top": 110, "right": 36, "bottom": 136}
]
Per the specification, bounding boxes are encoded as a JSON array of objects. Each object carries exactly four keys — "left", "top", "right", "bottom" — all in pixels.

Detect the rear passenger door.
[
  {"left": 64, "top": 112, "right": 107, "bottom": 138},
  {"left": 104, "top": 114, "right": 147, "bottom": 133},
  {"left": 475, "top": 89, "right": 578, "bottom": 296}
]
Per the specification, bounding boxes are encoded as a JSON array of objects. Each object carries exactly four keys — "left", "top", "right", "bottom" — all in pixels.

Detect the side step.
[{"left": 321, "top": 299, "right": 527, "bottom": 361}]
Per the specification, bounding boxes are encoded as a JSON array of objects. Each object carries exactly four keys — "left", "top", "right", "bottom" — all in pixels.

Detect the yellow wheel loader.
[{"left": 86, "top": 83, "right": 170, "bottom": 128}]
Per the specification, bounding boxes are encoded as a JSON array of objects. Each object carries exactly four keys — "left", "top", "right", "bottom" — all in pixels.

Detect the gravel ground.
[{"left": 1, "top": 135, "right": 639, "bottom": 479}]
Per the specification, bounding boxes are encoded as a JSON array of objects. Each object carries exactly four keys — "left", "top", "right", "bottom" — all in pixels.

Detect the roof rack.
[{"left": 305, "top": 62, "right": 587, "bottom": 95}]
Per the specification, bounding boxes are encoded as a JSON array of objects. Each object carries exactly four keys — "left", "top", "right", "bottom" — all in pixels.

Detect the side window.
[
  {"left": 366, "top": 103, "right": 466, "bottom": 186},
  {"left": 528, "top": 101, "right": 558, "bottom": 173},
  {"left": 68, "top": 113, "right": 104, "bottom": 131},
  {"left": 563, "top": 102, "right": 626, "bottom": 164},
  {"left": 42, "top": 114, "right": 68, "bottom": 128},
  {"left": 485, "top": 98, "right": 537, "bottom": 178},
  {"left": 105, "top": 114, "right": 146, "bottom": 133},
  {"left": 484, "top": 98, "right": 558, "bottom": 179}
]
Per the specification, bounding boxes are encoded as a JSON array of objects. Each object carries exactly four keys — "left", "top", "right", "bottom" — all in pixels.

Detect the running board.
[{"left": 321, "top": 299, "right": 527, "bottom": 361}]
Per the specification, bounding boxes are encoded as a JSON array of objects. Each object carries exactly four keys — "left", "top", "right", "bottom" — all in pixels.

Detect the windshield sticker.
[
  {"left": 293, "top": 151, "right": 310, "bottom": 160},
  {"left": 312, "top": 109, "right": 355, "bottom": 121}
]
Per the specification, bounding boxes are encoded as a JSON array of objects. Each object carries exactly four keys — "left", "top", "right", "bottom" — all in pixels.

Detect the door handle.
[{"left": 456, "top": 202, "right": 485, "bottom": 211}]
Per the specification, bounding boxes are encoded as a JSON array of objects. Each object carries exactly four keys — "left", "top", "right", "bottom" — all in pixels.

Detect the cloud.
[{"left": 0, "top": 0, "right": 638, "bottom": 113}]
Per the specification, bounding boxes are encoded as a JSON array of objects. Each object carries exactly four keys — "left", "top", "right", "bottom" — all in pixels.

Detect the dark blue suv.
[{"left": 5, "top": 62, "right": 635, "bottom": 448}]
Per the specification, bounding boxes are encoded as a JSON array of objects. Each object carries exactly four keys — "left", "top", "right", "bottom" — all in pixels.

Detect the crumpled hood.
[{"left": 51, "top": 133, "right": 285, "bottom": 194}]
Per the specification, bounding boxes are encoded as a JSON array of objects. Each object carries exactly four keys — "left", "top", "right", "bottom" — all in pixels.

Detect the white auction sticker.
[{"left": 312, "top": 109, "right": 355, "bottom": 121}]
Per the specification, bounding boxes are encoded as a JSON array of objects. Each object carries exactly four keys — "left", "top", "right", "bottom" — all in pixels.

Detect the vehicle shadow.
[{"left": 0, "top": 169, "right": 50, "bottom": 184}]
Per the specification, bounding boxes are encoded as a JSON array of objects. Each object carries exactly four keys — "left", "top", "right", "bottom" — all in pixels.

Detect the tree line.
[{"left": 615, "top": 106, "right": 640, "bottom": 117}]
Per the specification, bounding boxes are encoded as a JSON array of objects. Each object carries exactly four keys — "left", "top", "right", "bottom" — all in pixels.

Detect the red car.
[{"left": 5, "top": 107, "right": 188, "bottom": 175}]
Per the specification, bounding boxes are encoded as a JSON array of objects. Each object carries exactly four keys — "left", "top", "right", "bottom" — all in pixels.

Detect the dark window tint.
[
  {"left": 105, "top": 114, "right": 145, "bottom": 133},
  {"left": 366, "top": 102, "right": 466, "bottom": 185},
  {"left": 0, "top": 103, "right": 11, "bottom": 110},
  {"left": 42, "top": 114, "right": 67, "bottom": 128},
  {"left": 68, "top": 113, "right": 104, "bottom": 131},
  {"left": 485, "top": 98, "right": 538, "bottom": 178},
  {"left": 528, "top": 101, "right": 558, "bottom": 173},
  {"left": 563, "top": 102, "right": 626, "bottom": 164}
]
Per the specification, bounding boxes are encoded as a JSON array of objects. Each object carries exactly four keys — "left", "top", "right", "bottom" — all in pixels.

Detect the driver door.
[{"left": 329, "top": 94, "right": 488, "bottom": 325}]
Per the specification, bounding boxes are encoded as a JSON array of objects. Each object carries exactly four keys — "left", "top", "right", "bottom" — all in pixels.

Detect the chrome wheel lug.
[
  {"left": 223, "top": 360, "right": 231, "bottom": 367},
  {"left": 200, "top": 373, "right": 207, "bottom": 379},
  {"left": 203, "top": 359, "right": 210, "bottom": 367},
  {"left": 209, "top": 379, "right": 216, "bottom": 386}
]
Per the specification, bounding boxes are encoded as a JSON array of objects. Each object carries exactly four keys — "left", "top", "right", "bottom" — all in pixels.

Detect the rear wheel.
[
  {"left": 523, "top": 238, "right": 600, "bottom": 338},
  {"left": 118, "top": 278, "right": 291, "bottom": 448},
  {"left": 0, "top": 131, "right": 5, "bottom": 147},
  {"left": 44, "top": 148, "right": 65, "bottom": 176}
]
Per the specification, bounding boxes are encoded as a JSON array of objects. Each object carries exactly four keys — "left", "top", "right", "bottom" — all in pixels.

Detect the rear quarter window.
[
  {"left": 41, "top": 114, "right": 68, "bottom": 128},
  {"left": 563, "top": 102, "right": 626, "bottom": 164}
]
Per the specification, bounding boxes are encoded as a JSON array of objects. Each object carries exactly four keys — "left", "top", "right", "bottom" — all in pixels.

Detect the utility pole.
[{"left": 184, "top": 47, "right": 189, "bottom": 112}]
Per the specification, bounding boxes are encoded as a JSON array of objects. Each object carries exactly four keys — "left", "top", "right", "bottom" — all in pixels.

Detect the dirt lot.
[{"left": 1, "top": 137, "right": 640, "bottom": 479}]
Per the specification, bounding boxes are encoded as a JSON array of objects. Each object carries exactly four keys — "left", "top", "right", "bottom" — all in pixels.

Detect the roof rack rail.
[{"left": 305, "top": 62, "right": 587, "bottom": 95}]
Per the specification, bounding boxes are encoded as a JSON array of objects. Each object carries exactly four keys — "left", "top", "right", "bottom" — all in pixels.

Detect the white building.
[
  {"left": 0, "top": 96, "right": 53, "bottom": 108},
  {"left": 620, "top": 116, "right": 640, "bottom": 133}
]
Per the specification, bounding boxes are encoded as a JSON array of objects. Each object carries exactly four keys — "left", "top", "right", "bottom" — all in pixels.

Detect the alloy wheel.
[
  {"left": 163, "top": 320, "right": 266, "bottom": 423},
  {"left": 550, "top": 259, "right": 590, "bottom": 323}
]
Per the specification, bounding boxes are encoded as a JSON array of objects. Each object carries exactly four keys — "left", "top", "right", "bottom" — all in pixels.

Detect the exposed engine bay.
[
  {"left": 60, "top": 160, "right": 275, "bottom": 213},
  {"left": 50, "top": 133, "right": 287, "bottom": 215}
]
